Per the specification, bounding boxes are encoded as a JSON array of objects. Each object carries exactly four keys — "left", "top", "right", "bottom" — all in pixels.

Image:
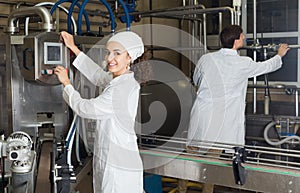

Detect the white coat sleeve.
[
  {"left": 63, "top": 84, "right": 113, "bottom": 120},
  {"left": 245, "top": 55, "right": 282, "bottom": 78},
  {"left": 73, "top": 52, "right": 112, "bottom": 86},
  {"left": 193, "top": 56, "right": 205, "bottom": 86}
]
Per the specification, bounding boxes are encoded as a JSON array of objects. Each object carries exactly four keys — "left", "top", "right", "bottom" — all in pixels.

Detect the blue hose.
[
  {"left": 67, "top": 0, "right": 80, "bottom": 34},
  {"left": 100, "top": 0, "right": 115, "bottom": 33},
  {"left": 77, "top": 0, "right": 89, "bottom": 35},
  {"left": 117, "top": 0, "right": 130, "bottom": 30},
  {"left": 78, "top": 0, "right": 115, "bottom": 35},
  {"left": 50, "top": 0, "right": 90, "bottom": 34}
]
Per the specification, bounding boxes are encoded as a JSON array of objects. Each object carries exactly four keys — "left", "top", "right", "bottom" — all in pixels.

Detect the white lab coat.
[
  {"left": 63, "top": 52, "right": 143, "bottom": 193},
  {"left": 187, "top": 48, "right": 282, "bottom": 146}
]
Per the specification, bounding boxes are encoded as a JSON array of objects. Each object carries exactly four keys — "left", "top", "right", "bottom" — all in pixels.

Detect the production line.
[{"left": 0, "top": 0, "right": 299, "bottom": 193}]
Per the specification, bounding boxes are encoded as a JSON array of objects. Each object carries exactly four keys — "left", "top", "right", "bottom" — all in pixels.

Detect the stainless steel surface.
[
  {"left": 1, "top": 33, "right": 70, "bottom": 139},
  {"left": 140, "top": 129, "right": 300, "bottom": 193},
  {"left": 0, "top": 36, "right": 12, "bottom": 136},
  {"left": 141, "top": 148, "right": 300, "bottom": 193},
  {"left": 4, "top": 7, "right": 54, "bottom": 34},
  {"left": 21, "top": 32, "right": 69, "bottom": 85},
  {"left": 25, "top": 2, "right": 77, "bottom": 35}
]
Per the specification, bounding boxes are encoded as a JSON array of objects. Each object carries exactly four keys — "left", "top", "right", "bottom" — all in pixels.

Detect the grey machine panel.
[
  {"left": 1, "top": 32, "right": 70, "bottom": 139},
  {"left": 21, "top": 32, "right": 68, "bottom": 85}
]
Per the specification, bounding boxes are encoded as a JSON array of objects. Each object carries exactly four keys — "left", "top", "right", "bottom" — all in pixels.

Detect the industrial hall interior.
[{"left": 0, "top": 0, "right": 299, "bottom": 193}]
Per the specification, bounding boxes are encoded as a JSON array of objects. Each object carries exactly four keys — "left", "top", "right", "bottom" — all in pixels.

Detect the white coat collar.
[
  {"left": 110, "top": 71, "right": 134, "bottom": 85},
  {"left": 220, "top": 48, "right": 239, "bottom": 56}
]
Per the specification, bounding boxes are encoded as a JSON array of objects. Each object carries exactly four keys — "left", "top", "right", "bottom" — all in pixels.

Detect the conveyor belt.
[
  {"left": 140, "top": 134, "right": 300, "bottom": 193},
  {"left": 140, "top": 149, "right": 300, "bottom": 193},
  {"left": 139, "top": 132, "right": 300, "bottom": 193}
]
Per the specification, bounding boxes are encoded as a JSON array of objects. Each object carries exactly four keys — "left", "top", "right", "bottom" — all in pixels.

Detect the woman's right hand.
[
  {"left": 54, "top": 66, "right": 71, "bottom": 86},
  {"left": 60, "top": 31, "right": 81, "bottom": 56}
]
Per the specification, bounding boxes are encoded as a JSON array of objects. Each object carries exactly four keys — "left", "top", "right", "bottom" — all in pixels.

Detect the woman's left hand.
[{"left": 54, "top": 66, "right": 71, "bottom": 86}]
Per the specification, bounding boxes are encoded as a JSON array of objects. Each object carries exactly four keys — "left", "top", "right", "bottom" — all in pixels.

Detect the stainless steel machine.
[
  {"left": 21, "top": 32, "right": 68, "bottom": 85},
  {"left": 2, "top": 1, "right": 300, "bottom": 193},
  {"left": 0, "top": 6, "right": 71, "bottom": 193}
]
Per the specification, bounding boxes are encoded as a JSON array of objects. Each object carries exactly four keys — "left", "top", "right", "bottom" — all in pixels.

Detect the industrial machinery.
[
  {"left": 0, "top": 0, "right": 300, "bottom": 193},
  {"left": 0, "top": 131, "right": 36, "bottom": 193},
  {"left": 21, "top": 32, "right": 68, "bottom": 85},
  {"left": 7, "top": 131, "right": 34, "bottom": 173}
]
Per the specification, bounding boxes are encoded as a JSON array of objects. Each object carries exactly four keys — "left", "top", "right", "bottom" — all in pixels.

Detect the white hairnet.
[{"left": 107, "top": 31, "right": 144, "bottom": 63}]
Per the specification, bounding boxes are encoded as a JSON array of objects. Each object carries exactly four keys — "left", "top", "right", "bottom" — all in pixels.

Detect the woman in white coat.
[{"left": 55, "top": 31, "right": 144, "bottom": 193}]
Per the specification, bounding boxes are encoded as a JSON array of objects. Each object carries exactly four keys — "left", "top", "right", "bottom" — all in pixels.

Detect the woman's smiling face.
[{"left": 105, "top": 41, "right": 131, "bottom": 77}]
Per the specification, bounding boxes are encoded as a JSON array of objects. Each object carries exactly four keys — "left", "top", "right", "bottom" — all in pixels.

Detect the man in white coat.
[
  {"left": 55, "top": 31, "right": 144, "bottom": 193},
  {"left": 183, "top": 25, "right": 290, "bottom": 193}
]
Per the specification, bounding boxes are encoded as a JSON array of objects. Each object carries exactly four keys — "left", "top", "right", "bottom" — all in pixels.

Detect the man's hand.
[{"left": 277, "top": 43, "right": 290, "bottom": 57}]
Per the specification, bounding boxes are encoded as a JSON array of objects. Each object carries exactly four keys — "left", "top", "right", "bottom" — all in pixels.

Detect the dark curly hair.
[{"left": 131, "top": 49, "right": 153, "bottom": 84}]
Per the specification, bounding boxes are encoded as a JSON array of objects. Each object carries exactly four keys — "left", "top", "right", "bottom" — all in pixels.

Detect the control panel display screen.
[{"left": 44, "top": 42, "right": 63, "bottom": 65}]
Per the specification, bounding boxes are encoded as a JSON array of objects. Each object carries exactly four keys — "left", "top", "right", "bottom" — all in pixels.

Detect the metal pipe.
[
  {"left": 201, "top": 6, "right": 207, "bottom": 53},
  {"left": 139, "top": 137, "right": 300, "bottom": 168},
  {"left": 149, "top": 15, "right": 202, "bottom": 21},
  {"left": 138, "top": 4, "right": 208, "bottom": 14},
  {"left": 247, "top": 84, "right": 286, "bottom": 89},
  {"left": 233, "top": 0, "right": 241, "bottom": 25},
  {"left": 244, "top": 44, "right": 300, "bottom": 50},
  {"left": 117, "top": 5, "right": 234, "bottom": 19},
  {"left": 187, "top": 1, "right": 194, "bottom": 79},
  {"left": 4, "top": 6, "right": 54, "bottom": 34},
  {"left": 296, "top": 90, "right": 299, "bottom": 116},
  {"left": 264, "top": 121, "right": 300, "bottom": 146},
  {"left": 24, "top": 2, "right": 77, "bottom": 35},
  {"left": 288, "top": 44, "right": 300, "bottom": 49},
  {"left": 193, "top": 1, "right": 207, "bottom": 55},
  {"left": 0, "top": 1, "right": 34, "bottom": 6},
  {"left": 253, "top": 0, "right": 257, "bottom": 114},
  {"left": 140, "top": 6, "right": 235, "bottom": 17},
  {"left": 140, "top": 133, "right": 300, "bottom": 154},
  {"left": 219, "top": 12, "right": 222, "bottom": 34}
]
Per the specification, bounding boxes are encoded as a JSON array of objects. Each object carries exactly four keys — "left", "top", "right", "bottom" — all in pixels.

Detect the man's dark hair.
[{"left": 220, "top": 25, "right": 243, "bottom": 48}]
